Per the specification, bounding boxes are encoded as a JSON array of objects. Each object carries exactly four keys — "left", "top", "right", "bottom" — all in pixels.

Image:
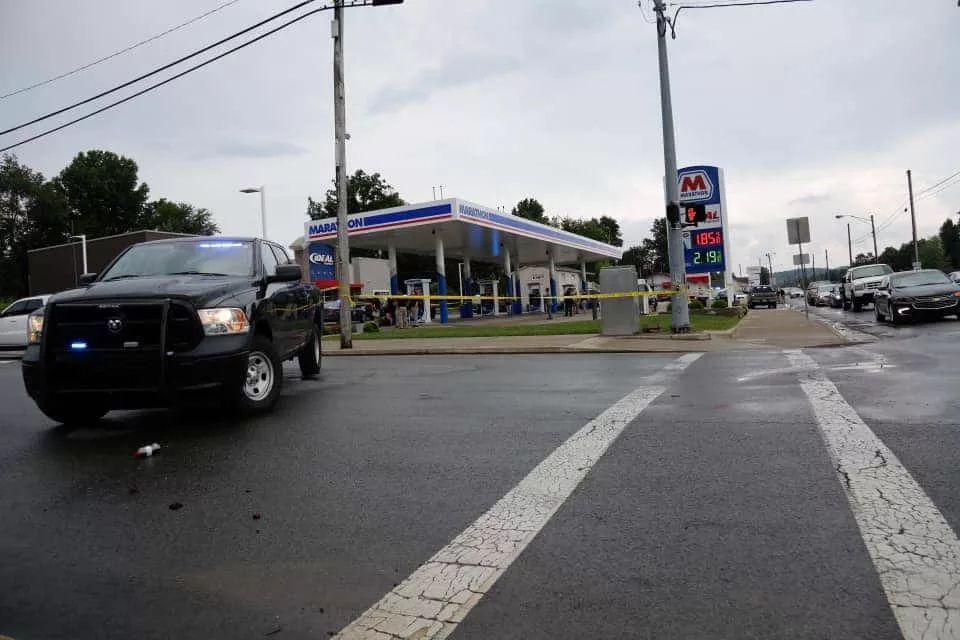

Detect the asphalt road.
[{"left": 1, "top": 332, "right": 958, "bottom": 639}]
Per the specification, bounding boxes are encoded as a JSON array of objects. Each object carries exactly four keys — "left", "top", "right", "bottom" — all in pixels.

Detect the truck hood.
[
  {"left": 853, "top": 275, "right": 887, "bottom": 285},
  {"left": 49, "top": 275, "right": 254, "bottom": 308}
]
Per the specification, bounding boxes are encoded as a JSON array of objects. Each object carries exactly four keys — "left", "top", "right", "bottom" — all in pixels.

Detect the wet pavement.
[{"left": 0, "top": 323, "right": 958, "bottom": 639}]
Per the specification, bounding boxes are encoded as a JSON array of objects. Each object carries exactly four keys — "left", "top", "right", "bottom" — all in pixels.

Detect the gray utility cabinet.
[{"left": 599, "top": 266, "right": 639, "bottom": 336}]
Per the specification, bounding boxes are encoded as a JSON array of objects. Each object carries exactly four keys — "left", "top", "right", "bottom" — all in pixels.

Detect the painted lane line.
[
  {"left": 786, "top": 350, "right": 960, "bottom": 640},
  {"left": 335, "top": 353, "right": 704, "bottom": 640}
]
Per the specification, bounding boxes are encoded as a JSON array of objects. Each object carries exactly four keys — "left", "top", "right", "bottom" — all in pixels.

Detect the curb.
[{"left": 324, "top": 347, "right": 705, "bottom": 356}]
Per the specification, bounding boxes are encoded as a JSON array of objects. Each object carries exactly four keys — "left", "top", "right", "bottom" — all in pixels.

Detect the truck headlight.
[
  {"left": 28, "top": 312, "right": 44, "bottom": 345},
  {"left": 197, "top": 308, "right": 249, "bottom": 335},
  {"left": 854, "top": 283, "right": 865, "bottom": 291}
]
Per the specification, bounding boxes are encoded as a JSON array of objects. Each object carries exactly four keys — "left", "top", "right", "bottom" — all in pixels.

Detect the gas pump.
[
  {"left": 477, "top": 280, "right": 501, "bottom": 316},
  {"left": 404, "top": 278, "right": 432, "bottom": 324}
]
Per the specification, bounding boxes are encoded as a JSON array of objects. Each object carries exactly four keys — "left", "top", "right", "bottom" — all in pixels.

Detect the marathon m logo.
[{"left": 678, "top": 170, "right": 714, "bottom": 202}]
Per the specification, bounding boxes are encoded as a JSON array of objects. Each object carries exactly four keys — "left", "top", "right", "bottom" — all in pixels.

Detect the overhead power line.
[
  {"left": 915, "top": 169, "right": 960, "bottom": 197},
  {"left": 0, "top": 0, "right": 242, "bottom": 101},
  {"left": 0, "top": 0, "right": 315, "bottom": 136},
  {"left": 0, "top": 1, "right": 388, "bottom": 153},
  {"left": 670, "top": 0, "right": 813, "bottom": 8}
]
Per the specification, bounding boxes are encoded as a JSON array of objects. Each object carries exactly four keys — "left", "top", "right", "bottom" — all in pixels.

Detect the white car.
[{"left": 0, "top": 295, "right": 51, "bottom": 349}]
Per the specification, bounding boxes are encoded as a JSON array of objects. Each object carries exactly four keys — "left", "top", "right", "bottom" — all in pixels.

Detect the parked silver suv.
[{"left": 841, "top": 263, "right": 894, "bottom": 312}]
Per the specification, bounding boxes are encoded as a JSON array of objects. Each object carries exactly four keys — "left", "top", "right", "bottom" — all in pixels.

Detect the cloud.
[
  {"left": 788, "top": 194, "right": 833, "bottom": 206},
  {"left": 367, "top": 53, "right": 520, "bottom": 115},
  {"left": 214, "top": 141, "right": 308, "bottom": 159}
]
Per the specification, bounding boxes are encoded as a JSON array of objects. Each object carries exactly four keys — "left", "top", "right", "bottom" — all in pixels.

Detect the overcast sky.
[{"left": 1, "top": 0, "right": 958, "bottom": 275}]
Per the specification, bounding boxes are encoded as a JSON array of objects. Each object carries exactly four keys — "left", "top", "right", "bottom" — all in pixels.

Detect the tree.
[
  {"left": 620, "top": 218, "right": 668, "bottom": 276},
  {"left": 853, "top": 252, "right": 875, "bottom": 266},
  {"left": 879, "top": 246, "right": 901, "bottom": 269},
  {"left": 511, "top": 198, "right": 549, "bottom": 225},
  {"left": 311, "top": 169, "right": 405, "bottom": 220},
  {"left": 598, "top": 216, "right": 623, "bottom": 247},
  {"left": 140, "top": 199, "right": 219, "bottom": 235},
  {"left": 0, "top": 154, "right": 70, "bottom": 298},
  {"left": 917, "top": 236, "right": 949, "bottom": 271},
  {"left": 939, "top": 218, "right": 960, "bottom": 269},
  {"left": 643, "top": 218, "right": 669, "bottom": 272},
  {"left": 55, "top": 150, "right": 150, "bottom": 237}
]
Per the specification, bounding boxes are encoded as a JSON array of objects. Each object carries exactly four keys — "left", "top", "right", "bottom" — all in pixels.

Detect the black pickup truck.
[
  {"left": 747, "top": 285, "right": 778, "bottom": 309},
  {"left": 21, "top": 237, "right": 322, "bottom": 425}
]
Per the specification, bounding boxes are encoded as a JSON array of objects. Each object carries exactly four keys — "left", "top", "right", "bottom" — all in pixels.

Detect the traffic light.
[
  {"left": 684, "top": 204, "right": 707, "bottom": 225},
  {"left": 666, "top": 203, "right": 680, "bottom": 224}
]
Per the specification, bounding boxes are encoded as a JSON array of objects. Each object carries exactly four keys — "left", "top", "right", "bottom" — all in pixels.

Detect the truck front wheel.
[
  {"left": 236, "top": 335, "right": 283, "bottom": 414},
  {"left": 298, "top": 323, "right": 321, "bottom": 378}
]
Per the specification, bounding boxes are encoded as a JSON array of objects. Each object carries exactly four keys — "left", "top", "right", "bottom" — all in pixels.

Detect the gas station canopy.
[{"left": 304, "top": 198, "right": 622, "bottom": 265}]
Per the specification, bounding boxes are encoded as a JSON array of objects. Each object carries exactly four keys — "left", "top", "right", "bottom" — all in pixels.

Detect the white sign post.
[{"left": 786, "top": 217, "right": 811, "bottom": 319}]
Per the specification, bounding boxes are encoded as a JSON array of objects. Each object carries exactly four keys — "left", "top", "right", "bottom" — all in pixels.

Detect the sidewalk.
[{"left": 325, "top": 308, "right": 847, "bottom": 356}]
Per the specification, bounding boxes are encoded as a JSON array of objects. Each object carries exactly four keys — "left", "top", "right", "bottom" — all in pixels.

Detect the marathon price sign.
[
  {"left": 678, "top": 165, "right": 726, "bottom": 275},
  {"left": 308, "top": 242, "right": 336, "bottom": 285}
]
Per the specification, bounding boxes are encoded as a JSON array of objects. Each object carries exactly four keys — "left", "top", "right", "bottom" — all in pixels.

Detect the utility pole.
[
  {"left": 846, "top": 223, "right": 853, "bottom": 265},
  {"left": 652, "top": 0, "right": 690, "bottom": 332},
  {"left": 907, "top": 169, "right": 920, "bottom": 270},
  {"left": 333, "top": 0, "right": 352, "bottom": 349},
  {"left": 825, "top": 248, "right": 830, "bottom": 281},
  {"left": 765, "top": 252, "right": 775, "bottom": 286},
  {"left": 812, "top": 252, "right": 816, "bottom": 280},
  {"left": 870, "top": 213, "right": 878, "bottom": 263}
]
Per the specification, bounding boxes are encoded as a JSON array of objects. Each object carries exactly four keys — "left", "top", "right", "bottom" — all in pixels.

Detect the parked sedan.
[
  {"left": 0, "top": 295, "right": 51, "bottom": 350},
  {"left": 815, "top": 285, "right": 839, "bottom": 306},
  {"left": 874, "top": 270, "right": 960, "bottom": 324}
]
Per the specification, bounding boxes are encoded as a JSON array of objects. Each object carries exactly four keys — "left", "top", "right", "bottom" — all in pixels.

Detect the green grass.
[{"left": 323, "top": 313, "right": 740, "bottom": 340}]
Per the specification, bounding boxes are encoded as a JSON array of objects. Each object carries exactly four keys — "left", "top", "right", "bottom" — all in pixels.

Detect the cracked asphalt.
[{"left": 0, "top": 312, "right": 958, "bottom": 639}]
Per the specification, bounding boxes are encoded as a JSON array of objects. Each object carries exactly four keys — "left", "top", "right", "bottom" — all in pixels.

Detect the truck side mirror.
[
  {"left": 79, "top": 273, "right": 97, "bottom": 285},
  {"left": 268, "top": 264, "right": 302, "bottom": 283}
]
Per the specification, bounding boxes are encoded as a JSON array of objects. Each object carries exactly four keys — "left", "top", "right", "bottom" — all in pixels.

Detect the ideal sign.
[{"left": 308, "top": 243, "right": 336, "bottom": 284}]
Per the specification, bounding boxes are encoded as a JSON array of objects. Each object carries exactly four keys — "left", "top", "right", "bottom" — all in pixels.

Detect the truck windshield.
[
  {"left": 100, "top": 241, "right": 254, "bottom": 281},
  {"left": 851, "top": 265, "right": 893, "bottom": 278}
]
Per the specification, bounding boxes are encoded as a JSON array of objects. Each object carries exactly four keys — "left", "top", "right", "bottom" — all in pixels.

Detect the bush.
[
  {"left": 665, "top": 303, "right": 671, "bottom": 312},
  {"left": 689, "top": 300, "right": 704, "bottom": 310},
  {"left": 362, "top": 321, "right": 380, "bottom": 334},
  {"left": 711, "top": 299, "right": 729, "bottom": 309}
]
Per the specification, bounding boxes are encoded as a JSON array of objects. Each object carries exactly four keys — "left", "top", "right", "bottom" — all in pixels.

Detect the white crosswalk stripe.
[
  {"left": 787, "top": 349, "right": 960, "bottom": 640},
  {"left": 334, "top": 353, "right": 704, "bottom": 640}
]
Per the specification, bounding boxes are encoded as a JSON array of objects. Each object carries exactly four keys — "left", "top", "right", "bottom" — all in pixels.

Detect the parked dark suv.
[{"left": 21, "top": 237, "right": 322, "bottom": 425}]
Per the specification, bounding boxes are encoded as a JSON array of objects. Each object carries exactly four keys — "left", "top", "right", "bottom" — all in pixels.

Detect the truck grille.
[
  {"left": 45, "top": 300, "right": 202, "bottom": 392},
  {"left": 865, "top": 281, "right": 881, "bottom": 289}
]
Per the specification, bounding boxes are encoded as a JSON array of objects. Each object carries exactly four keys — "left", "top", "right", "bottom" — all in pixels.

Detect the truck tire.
[
  {"left": 298, "top": 323, "right": 321, "bottom": 378},
  {"left": 37, "top": 401, "right": 107, "bottom": 426},
  {"left": 235, "top": 335, "right": 283, "bottom": 414}
]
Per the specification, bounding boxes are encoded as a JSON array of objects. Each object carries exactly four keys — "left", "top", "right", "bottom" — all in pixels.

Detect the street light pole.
[
  {"left": 71, "top": 234, "right": 88, "bottom": 275},
  {"left": 333, "top": 0, "right": 352, "bottom": 349},
  {"left": 837, "top": 214, "right": 878, "bottom": 264},
  {"left": 652, "top": 0, "right": 690, "bottom": 332},
  {"left": 846, "top": 223, "right": 853, "bottom": 265},
  {"left": 239, "top": 186, "right": 267, "bottom": 238},
  {"left": 907, "top": 169, "right": 920, "bottom": 269},
  {"left": 766, "top": 252, "right": 775, "bottom": 286}
]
